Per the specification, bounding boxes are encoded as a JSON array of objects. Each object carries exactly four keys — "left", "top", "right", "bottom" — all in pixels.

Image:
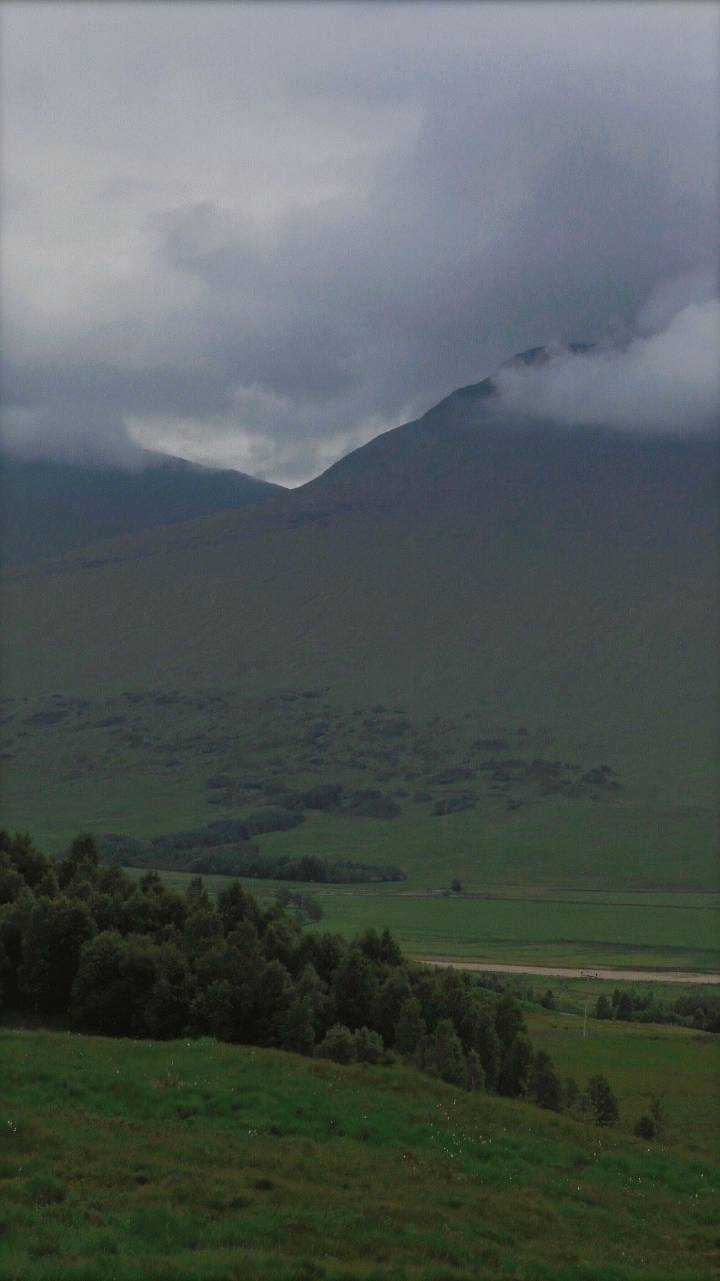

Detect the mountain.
[
  {"left": 0, "top": 450, "right": 283, "bottom": 566},
  {"left": 1, "top": 352, "right": 718, "bottom": 894}
]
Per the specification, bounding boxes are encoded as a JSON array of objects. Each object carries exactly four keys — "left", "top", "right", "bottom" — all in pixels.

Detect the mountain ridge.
[{"left": 0, "top": 448, "right": 284, "bottom": 567}]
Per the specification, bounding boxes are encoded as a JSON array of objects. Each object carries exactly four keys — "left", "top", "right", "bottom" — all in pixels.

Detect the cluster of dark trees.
[
  {"left": 101, "top": 825, "right": 406, "bottom": 883},
  {"left": 595, "top": 986, "right": 719, "bottom": 1033},
  {"left": 1, "top": 830, "right": 618, "bottom": 1125}
]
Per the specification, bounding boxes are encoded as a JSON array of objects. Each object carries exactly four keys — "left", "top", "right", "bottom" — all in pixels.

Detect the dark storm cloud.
[{"left": 2, "top": 3, "right": 717, "bottom": 482}]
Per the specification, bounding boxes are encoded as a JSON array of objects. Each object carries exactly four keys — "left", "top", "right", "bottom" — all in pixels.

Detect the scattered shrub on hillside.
[
  {"left": 353, "top": 1026, "right": 384, "bottom": 1064},
  {"left": 498, "top": 1037, "right": 533, "bottom": 1098},
  {"left": 275, "top": 889, "right": 323, "bottom": 924},
  {"left": 342, "top": 790, "right": 401, "bottom": 819},
  {"left": 315, "top": 1023, "right": 357, "bottom": 1064},
  {"left": 634, "top": 1113, "right": 657, "bottom": 1140},
  {"left": 586, "top": 1075, "right": 620, "bottom": 1127},
  {"left": 430, "top": 1019, "right": 467, "bottom": 1087},
  {"left": 529, "top": 1050, "right": 562, "bottom": 1111}
]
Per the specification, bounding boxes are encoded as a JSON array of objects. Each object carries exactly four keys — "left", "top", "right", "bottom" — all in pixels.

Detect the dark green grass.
[{"left": 1, "top": 1027, "right": 719, "bottom": 1280}]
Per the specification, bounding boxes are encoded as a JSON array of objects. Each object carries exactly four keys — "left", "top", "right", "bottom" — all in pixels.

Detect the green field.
[
  {"left": 1, "top": 1024, "right": 718, "bottom": 1281},
  {"left": 121, "top": 867, "right": 720, "bottom": 973}
]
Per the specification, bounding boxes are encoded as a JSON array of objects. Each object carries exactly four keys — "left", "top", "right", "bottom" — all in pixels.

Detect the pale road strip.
[{"left": 413, "top": 957, "right": 720, "bottom": 985}]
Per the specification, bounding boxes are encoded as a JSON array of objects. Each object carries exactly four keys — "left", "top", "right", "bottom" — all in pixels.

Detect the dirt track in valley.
[{"left": 413, "top": 958, "right": 720, "bottom": 985}]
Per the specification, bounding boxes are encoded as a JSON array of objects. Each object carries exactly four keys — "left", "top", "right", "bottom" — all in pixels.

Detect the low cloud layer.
[
  {"left": 495, "top": 294, "right": 720, "bottom": 436},
  {"left": 1, "top": 3, "right": 718, "bottom": 482}
]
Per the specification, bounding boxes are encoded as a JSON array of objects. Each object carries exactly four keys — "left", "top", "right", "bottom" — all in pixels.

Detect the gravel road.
[{"left": 414, "top": 958, "right": 720, "bottom": 985}]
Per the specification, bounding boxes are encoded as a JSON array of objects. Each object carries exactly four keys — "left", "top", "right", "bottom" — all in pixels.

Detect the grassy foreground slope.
[{"left": 1, "top": 1027, "right": 718, "bottom": 1281}]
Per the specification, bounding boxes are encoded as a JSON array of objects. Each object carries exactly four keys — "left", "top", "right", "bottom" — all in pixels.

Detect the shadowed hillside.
[{"left": 0, "top": 450, "right": 283, "bottom": 566}]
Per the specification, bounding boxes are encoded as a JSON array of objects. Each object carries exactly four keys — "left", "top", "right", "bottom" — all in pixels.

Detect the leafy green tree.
[
  {"left": 586, "top": 1074, "right": 620, "bottom": 1127},
  {"left": 315, "top": 1023, "right": 357, "bottom": 1064},
  {"left": 332, "top": 948, "right": 379, "bottom": 1030},
  {"left": 195, "top": 978, "right": 235, "bottom": 1041},
  {"left": 495, "top": 994, "right": 526, "bottom": 1050},
  {"left": 430, "top": 1018, "right": 467, "bottom": 1087},
  {"left": 183, "top": 896, "right": 223, "bottom": 951},
  {"left": 450, "top": 878, "right": 462, "bottom": 894},
  {"left": 71, "top": 931, "right": 159, "bottom": 1035},
  {"left": 263, "top": 918, "right": 301, "bottom": 974},
  {"left": 498, "top": 1036, "right": 533, "bottom": 1097},
  {"left": 378, "top": 927, "right": 403, "bottom": 967},
  {"left": 217, "top": 882, "right": 261, "bottom": 934},
  {"left": 353, "top": 1026, "right": 384, "bottom": 1064},
  {"left": 540, "top": 989, "right": 556, "bottom": 1010},
  {"left": 295, "top": 963, "right": 334, "bottom": 1037},
  {"left": 18, "top": 897, "right": 94, "bottom": 1015},
  {"left": 251, "top": 959, "right": 294, "bottom": 1046},
  {"left": 278, "top": 993, "right": 316, "bottom": 1055},
  {"left": 58, "top": 834, "right": 100, "bottom": 891},
  {"left": 395, "top": 996, "right": 427, "bottom": 1057},
  {"left": 473, "top": 1008, "right": 502, "bottom": 1090},
  {"left": 615, "top": 992, "right": 634, "bottom": 1021},
  {"left": 373, "top": 972, "right": 411, "bottom": 1047},
  {"left": 528, "top": 1050, "right": 562, "bottom": 1110},
  {"left": 143, "top": 945, "right": 195, "bottom": 1039},
  {"left": 298, "top": 931, "right": 346, "bottom": 984},
  {"left": 3, "top": 831, "right": 49, "bottom": 890},
  {"left": 594, "top": 994, "right": 612, "bottom": 1019},
  {"left": 0, "top": 861, "right": 25, "bottom": 907}
]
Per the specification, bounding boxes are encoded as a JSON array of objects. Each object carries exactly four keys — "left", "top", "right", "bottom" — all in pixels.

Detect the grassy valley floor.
[
  {"left": 124, "top": 869, "right": 720, "bottom": 974},
  {"left": 1, "top": 1024, "right": 718, "bottom": 1281}
]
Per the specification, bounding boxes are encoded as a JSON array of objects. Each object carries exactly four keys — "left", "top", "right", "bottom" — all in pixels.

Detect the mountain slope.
[
  {"left": 1, "top": 354, "right": 717, "bottom": 889},
  {"left": 0, "top": 450, "right": 283, "bottom": 566}
]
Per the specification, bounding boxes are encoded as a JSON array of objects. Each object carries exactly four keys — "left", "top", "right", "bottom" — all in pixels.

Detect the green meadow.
[{"left": 1, "top": 1025, "right": 718, "bottom": 1281}]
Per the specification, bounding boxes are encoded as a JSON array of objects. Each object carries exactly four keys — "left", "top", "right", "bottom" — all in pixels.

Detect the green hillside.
[
  {"left": 2, "top": 364, "right": 718, "bottom": 954},
  {"left": 0, "top": 451, "right": 283, "bottom": 567},
  {"left": 1, "top": 1025, "right": 717, "bottom": 1281}
]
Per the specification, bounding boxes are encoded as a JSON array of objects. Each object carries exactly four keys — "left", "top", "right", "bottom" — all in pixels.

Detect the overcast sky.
[{"left": 2, "top": 2, "right": 718, "bottom": 483}]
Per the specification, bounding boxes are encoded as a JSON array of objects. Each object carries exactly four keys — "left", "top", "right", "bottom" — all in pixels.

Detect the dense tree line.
[
  {"left": 1, "top": 830, "right": 618, "bottom": 1125},
  {"left": 594, "top": 986, "right": 720, "bottom": 1033},
  {"left": 101, "top": 828, "right": 406, "bottom": 882}
]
